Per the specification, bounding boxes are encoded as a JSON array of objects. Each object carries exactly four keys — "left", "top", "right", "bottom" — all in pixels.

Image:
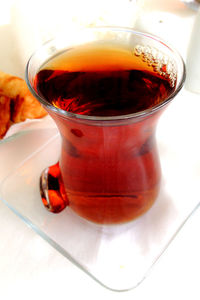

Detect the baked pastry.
[
  {"left": 0, "top": 95, "right": 11, "bottom": 138},
  {"left": 0, "top": 70, "right": 47, "bottom": 138}
]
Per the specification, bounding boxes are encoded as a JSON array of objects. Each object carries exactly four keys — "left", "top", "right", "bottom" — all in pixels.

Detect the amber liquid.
[
  {"left": 35, "top": 44, "right": 175, "bottom": 224},
  {"left": 35, "top": 44, "right": 173, "bottom": 117}
]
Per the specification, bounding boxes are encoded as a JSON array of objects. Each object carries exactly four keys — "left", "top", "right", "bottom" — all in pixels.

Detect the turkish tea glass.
[{"left": 25, "top": 27, "right": 185, "bottom": 225}]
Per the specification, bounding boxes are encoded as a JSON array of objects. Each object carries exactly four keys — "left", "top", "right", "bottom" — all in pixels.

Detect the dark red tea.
[
  {"left": 34, "top": 44, "right": 175, "bottom": 224},
  {"left": 35, "top": 44, "right": 174, "bottom": 117}
]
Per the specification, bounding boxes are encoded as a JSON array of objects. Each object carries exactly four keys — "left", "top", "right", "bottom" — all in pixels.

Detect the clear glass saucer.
[{"left": 0, "top": 114, "right": 200, "bottom": 291}]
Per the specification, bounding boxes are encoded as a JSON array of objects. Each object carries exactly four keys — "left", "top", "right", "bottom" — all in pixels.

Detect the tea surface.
[{"left": 34, "top": 44, "right": 175, "bottom": 117}]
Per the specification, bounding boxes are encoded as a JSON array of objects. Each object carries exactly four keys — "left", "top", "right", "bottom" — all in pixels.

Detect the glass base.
[{"left": 1, "top": 127, "right": 199, "bottom": 291}]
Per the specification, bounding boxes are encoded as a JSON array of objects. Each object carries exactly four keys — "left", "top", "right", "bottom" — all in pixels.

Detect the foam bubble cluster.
[{"left": 134, "top": 44, "right": 177, "bottom": 88}]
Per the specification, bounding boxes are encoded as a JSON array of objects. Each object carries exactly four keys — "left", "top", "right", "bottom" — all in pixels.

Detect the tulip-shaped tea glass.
[{"left": 26, "top": 27, "right": 185, "bottom": 225}]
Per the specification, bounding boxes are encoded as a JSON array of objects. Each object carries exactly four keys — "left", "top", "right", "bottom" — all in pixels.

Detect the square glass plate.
[{"left": 1, "top": 94, "right": 200, "bottom": 291}]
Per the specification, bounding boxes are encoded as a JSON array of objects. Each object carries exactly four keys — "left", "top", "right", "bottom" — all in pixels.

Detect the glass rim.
[{"left": 25, "top": 26, "right": 186, "bottom": 122}]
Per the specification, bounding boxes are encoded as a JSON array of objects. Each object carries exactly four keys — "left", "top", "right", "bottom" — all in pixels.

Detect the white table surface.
[{"left": 1, "top": 1, "right": 200, "bottom": 299}]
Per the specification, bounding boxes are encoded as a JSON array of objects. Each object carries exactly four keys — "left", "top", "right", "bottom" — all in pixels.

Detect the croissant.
[
  {"left": 0, "top": 95, "right": 11, "bottom": 138},
  {"left": 0, "top": 70, "right": 47, "bottom": 138}
]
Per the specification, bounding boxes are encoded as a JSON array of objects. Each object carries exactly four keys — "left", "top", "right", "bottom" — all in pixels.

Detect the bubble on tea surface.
[{"left": 133, "top": 45, "right": 177, "bottom": 88}]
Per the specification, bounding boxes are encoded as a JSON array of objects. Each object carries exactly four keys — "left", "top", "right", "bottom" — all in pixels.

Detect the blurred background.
[{"left": 0, "top": 0, "right": 197, "bottom": 74}]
